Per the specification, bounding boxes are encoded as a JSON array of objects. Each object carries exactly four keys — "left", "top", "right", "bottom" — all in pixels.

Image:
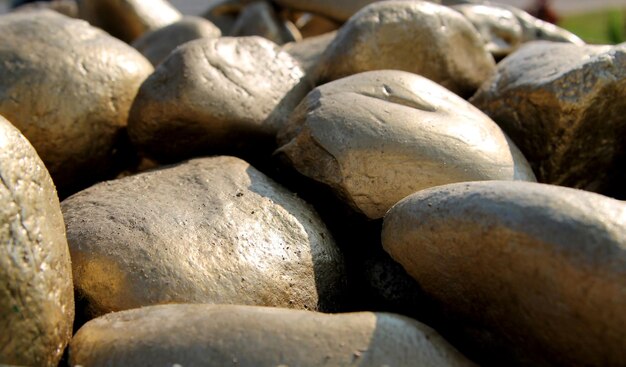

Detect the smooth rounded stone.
[
  {"left": 78, "top": 0, "right": 182, "bottom": 42},
  {"left": 202, "top": 0, "right": 252, "bottom": 34},
  {"left": 504, "top": 4, "right": 584, "bottom": 45},
  {"left": 230, "top": 1, "right": 296, "bottom": 45},
  {"left": 128, "top": 36, "right": 309, "bottom": 162},
  {"left": 13, "top": 0, "right": 78, "bottom": 17},
  {"left": 314, "top": 1, "right": 495, "bottom": 97},
  {"left": 293, "top": 12, "right": 340, "bottom": 38},
  {"left": 276, "top": 70, "right": 535, "bottom": 219},
  {"left": 62, "top": 156, "right": 345, "bottom": 316},
  {"left": 70, "top": 304, "right": 475, "bottom": 366},
  {"left": 450, "top": 4, "right": 522, "bottom": 58},
  {"left": 274, "top": 0, "right": 442, "bottom": 21},
  {"left": 0, "top": 11, "right": 153, "bottom": 195},
  {"left": 471, "top": 41, "right": 626, "bottom": 191},
  {"left": 131, "top": 16, "right": 221, "bottom": 66},
  {"left": 282, "top": 31, "right": 336, "bottom": 76},
  {"left": 0, "top": 116, "right": 74, "bottom": 367},
  {"left": 382, "top": 181, "right": 626, "bottom": 367}
]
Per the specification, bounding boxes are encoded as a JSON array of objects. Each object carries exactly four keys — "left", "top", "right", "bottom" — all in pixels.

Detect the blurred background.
[{"left": 1, "top": 0, "right": 626, "bottom": 44}]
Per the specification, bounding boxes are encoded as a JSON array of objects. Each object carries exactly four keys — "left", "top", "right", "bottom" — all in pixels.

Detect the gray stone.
[
  {"left": 70, "top": 304, "right": 475, "bottom": 366},
  {"left": 276, "top": 70, "right": 535, "bottom": 219},
  {"left": 62, "top": 156, "right": 345, "bottom": 316},
  {"left": 471, "top": 41, "right": 626, "bottom": 192},
  {"left": 128, "top": 36, "right": 310, "bottom": 162},
  {"left": 230, "top": 1, "right": 297, "bottom": 45},
  {"left": 314, "top": 0, "right": 495, "bottom": 97},
  {"left": 0, "top": 115, "right": 74, "bottom": 367},
  {"left": 132, "top": 16, "right": 221, "bottom": 66},
  {"left": 282, "top": 31, "right": 337, "bottom": 77},
  {"left": 383, "top": 180, "right": 626, "bottom": 366},
  {"left": 0, "top": 10, "right": 153, "bottom": 194}
]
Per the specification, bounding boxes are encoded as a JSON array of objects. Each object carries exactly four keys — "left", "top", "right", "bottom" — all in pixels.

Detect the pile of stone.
[{"left": 1, "top": 0, "right": 624, "bottom": 366}]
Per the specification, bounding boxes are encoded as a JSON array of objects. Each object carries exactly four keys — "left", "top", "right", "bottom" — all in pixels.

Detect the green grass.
[{"left": 559, "top": 9, "right": 626, "bottom": 44}]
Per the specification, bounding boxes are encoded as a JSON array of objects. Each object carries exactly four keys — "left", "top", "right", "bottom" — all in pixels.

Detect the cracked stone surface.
[
  {"left": 128, "top": 36, "right": 310, "bottom": 162},
  {"left": 0, "top": 115, "right": 74, "bottom": 367},
  {"left": 0, "top": 10, "right": 153, "bottom": 195},
  {"left": 471, "top": 41, "right": 626, "bottom": 192},
  {"left": 62, "top": 156, "right": 345, "bottom": 317},
  {"left": 70, "top": 304, "right": 475, "bottom": 366},
  {"left": 276, "top": 70, "right": 535, "bottom": 219},
  {"left": 132, "top": 16, "right": 221, "bottom": 66},
  {"left": 77, "top": 0, "right": 182, "bottom": 42},
  {"left": 314, "top": 1, "right": 495, "bottom": 97},
  {"left": 383, "top": 181, "right": 626, "bottom": 367}
]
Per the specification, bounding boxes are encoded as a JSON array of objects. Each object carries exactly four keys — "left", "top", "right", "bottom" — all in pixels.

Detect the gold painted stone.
[
  {"left": 78, "top": 0, "right": 182, "bottom": 42},
  {"left": 62, "top": 156, "right": 345, "bottom": 316},
  {"left": 470, "top": 41, "right": 626, "bottom": 192},
  {"left": 276, "top": 70, "right": 535, "bottom": 219},
  {"left": 131, "top": 16, "right": 221, "bottom": 66},
  {"left": 0, "top": 10, "right": 153, "bottom": 195},
  {"left": 128, "top": 36, "right": 309, "bottom": 162},
  {"left": 382, "top": 181, "right": 626, "bottom": 366},
  {"left": 70, "top": 304, "right": 475, "bottom": 366},
  {"left": 231, "top": 1, "right": 297, "bottom": 45},
  {"left": 314, "top": 1, "right": 495, "bottom": 97},
  {"left": 0, "top": 116, "right": 74, "bottom": 367},
  {"left": 13, "top": 0, "right": 78, "bottom": 18}
]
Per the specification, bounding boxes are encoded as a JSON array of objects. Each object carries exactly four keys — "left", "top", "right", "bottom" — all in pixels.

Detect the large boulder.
[
  {"left": 471, "top": 41, "right": 626, "bottom": 192},
  {"left": 78, "top": 0, "right": 182, "bottom": 42},
  {"left": 70, "top": 304, "right": 475, "bottom": 366},
  {"left": 131, "top": 16, "right": 221, "bottom": 66},
  {"left": 276, "top": 70, "right": 535, "bottom": 219},
  {"left": 0, "top": 10, "right": 153, "bottom": 195},
  {"left": 62, "top": 156, "right": 345, "bottom": 316},
  {"left": 314, "top": 1, "right": 495, "bottom": 96},
  {"left": 128, "top": 36, "right": 310, "bottom": 162},
  {"left": 0, "top": 116, "right": 74, "bottom": 367},
  {"left": 383, "top": 181, "right": 626, "bottom": 366}
]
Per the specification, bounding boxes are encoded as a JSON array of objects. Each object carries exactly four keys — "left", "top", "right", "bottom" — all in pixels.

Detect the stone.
[
  {"left": 0, "top": 10, "right": 153, "bottom": 195},
  {"left": 131, "top": 16, "right": 221, "bottom": 66},
  {"left": 128, "top": 36, "right": 310, "bottom": 162},
  {"left": 276, "top": 70, "right": 535, "bottom": 219},
  {"left": 70, "top": 304, "right": 475, "bottom": 366},
  {"left": 383, "top": 181, "right": 626, "bottom": 366},
  {"left": 292, "top": 12, "right": 339, "bottom": 38},
  {"left": 0, "top": 115, "right": 74, "bottom": 367},
  {"left": 314, "top": 1, "right": 495, "bottom": 96},
  {"left": 230, "top": 1, "right": 297, "bottom": 45},
  {"left": 13, "top": 0, "right": 78, "bottom": 18},
  {"left": 62, "top": 156, "right": 345, "bottom": 316},
  {"left": 470, "top": 41, "right": 626, "bottom": 192},
  {"left": 282, "top": 31, "right": 336, "bottom": 76},
  {"left": 78, "top": 0, "right": 182, "bottom": 42},
  {"left": 273, "top": 0, "right": 438, "bottom": 21},
  {"left": 202, "top": 0, "right": 251, "bottom": 35}
]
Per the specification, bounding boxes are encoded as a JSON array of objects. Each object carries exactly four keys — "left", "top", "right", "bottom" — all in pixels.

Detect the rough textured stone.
[
  {"left": 62, "top": 156, "right": 345, "bottom": 316},
  {"left": 383, "top": 181, "right": 626, "bottom": 367},
  {"left": 314, "top": 1, "right": 495, "bottom": 96},
  {"left": 131, "top": 16, "right": 221, "bottom": 66},
  {"left": 0, "top": 10, "right": 153, "bottom": 195},
  {"left": 70, "top": 304, "right": 475, "bottom": 366},
  {"left": 276, "top": 70, "right": 535, "bottom": 219},
  {"left": 471, "top": 41, "right": 626, "bottom": 192},
  {"left": 78, "top": 0, "right": 182, "bottom": 42},
  {"left": 13, "top": 0, "right": 78, "bottom": 18},
  {"left": 128, "top": 36, "right": 309, "bottom": 162},
  {"left": 231, "top": 1, "right": 296, "bottom": 45},
  {"left": 0, "top": 116, "right": 74, "bottom": 367}
]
